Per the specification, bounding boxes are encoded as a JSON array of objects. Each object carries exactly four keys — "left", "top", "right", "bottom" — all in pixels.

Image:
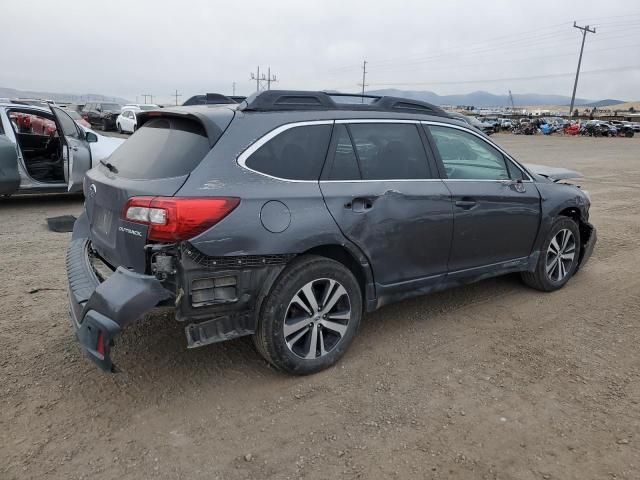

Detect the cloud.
[{"left": 1, "top": 0, "right": 639, "bottom": 103}]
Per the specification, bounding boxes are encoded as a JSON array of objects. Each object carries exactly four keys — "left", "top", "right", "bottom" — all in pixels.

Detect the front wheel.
[
  {"left": 253, "top": 256, "right": 362, "bottom": 375},
  {"left": 521, "top": 217, "right": 581, "bottom": 292},
  {"left": 117, "top": 122, "right": 123, "bottom": 134}
]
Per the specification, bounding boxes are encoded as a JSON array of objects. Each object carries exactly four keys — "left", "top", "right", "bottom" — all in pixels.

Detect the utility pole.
[
  {"left": 357, "top": 60, "right": 368, "bottom": 102},
  {"left": 569, "top": 22, "right": 596, "bottom": 118},
  {"left": 266, "top": 67, "right": 277, "bottom": 90},
  {"left": 172, "top": 89, "right": 182, "bottom": 106},
  {"left": 508, "top": 89, "right": 515, "bottom": 111},
  {"left": 232, "top": 82, "right": 236, "bottom": 96},
  {"left": 141, "top": 94, "right": 152, "bottom": 104},
  {"left": 250, "top": 66, "right": 278, "bottom": 92}
]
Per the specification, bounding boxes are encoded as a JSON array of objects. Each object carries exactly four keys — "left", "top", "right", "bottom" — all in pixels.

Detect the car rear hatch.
[{"left": 84, "top": 109, "right": 234, "bottom": 273}]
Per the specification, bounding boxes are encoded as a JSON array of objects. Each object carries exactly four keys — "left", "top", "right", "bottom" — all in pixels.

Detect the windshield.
[
  {"left": 102, "top": 103, "right": 122, "bottom": 111},
  {"left": 138, "top": 105, "right": 157, "bottom": 111}
]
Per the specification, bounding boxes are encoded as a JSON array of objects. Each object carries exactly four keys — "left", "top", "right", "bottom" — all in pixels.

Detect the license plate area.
[{"left": 93, "top": 206, "right": 113, "bottom": 237}]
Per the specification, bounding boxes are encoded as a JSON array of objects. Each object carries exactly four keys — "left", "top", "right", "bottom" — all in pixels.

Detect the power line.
[
  {"left": 569, "top": 22, "right": 596, "bottom": 117},
  {"left": 363, "top": 65, "right": 639, "bottom": 88}
]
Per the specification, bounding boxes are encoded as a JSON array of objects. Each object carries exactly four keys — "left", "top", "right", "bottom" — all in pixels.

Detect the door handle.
[
  {"left": 455, "top": 198, "right": 477, "bottom": 210},
  {"left": 346, "top": 197, "right": 375, "bottom": 213}
]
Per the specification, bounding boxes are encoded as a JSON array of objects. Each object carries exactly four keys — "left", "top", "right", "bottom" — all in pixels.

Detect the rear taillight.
[{"left": 123, "top": 197, "right": 240, "bottom": 242}]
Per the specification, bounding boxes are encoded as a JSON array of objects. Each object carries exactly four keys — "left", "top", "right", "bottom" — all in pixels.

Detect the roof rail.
[{"left": 237, "top": 90, "right": 450, "bottom": 117}]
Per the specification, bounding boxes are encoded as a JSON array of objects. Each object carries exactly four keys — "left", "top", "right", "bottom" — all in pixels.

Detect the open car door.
[
  {"left": 51, "top": 106, "right": 92, "bottom": 192},
  {"left": 0, "top": 135, "right": 20, "bottom": 195}
]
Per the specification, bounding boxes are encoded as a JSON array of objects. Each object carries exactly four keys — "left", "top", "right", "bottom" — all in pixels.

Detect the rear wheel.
[
  {"left": 253, "top": 255, "right": 362, "bottom": 375},
  {"left": 101, "top": 119, "right": 108, "bottom": 131},
  {"left": 521, "top": 217, "right": 581, "bottom": 292}
]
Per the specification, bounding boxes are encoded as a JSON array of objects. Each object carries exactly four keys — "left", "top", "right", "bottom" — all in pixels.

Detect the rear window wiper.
[{"left": 99, "top": 159, "right": 118, "bottom": 174}]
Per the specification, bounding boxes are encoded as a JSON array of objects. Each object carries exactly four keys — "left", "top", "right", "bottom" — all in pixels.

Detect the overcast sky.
[{"left": 2, "top": 0, "right": 640, "bottom": 103}]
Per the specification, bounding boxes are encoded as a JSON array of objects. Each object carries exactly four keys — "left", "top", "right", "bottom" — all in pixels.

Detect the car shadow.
[{"left": 65, "top": 273, "right": 531, "bottom": 398}]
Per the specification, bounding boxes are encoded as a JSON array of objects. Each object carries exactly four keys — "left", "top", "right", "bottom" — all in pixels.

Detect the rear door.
[
  {"left": 320, "top": 121, "right": 453, "bottom": 288},
  {"left": 424, "top": 123, "right": 540, "bottom": 272},
  {"left": 51, "top": 106, "right": 92, "bottom": 192}
]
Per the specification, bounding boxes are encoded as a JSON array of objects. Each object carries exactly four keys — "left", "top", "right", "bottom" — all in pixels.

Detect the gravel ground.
[{"left": 1, "top": 134, "right": 639, "bottom": 479}]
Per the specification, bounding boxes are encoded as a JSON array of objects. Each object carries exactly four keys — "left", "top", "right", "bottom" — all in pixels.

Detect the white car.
[
  {"left": 116, "top": 105, "right": 159, "bottom": 134},
  {"left": 78, "top": 124, "right": 125, "bottom": 167}
]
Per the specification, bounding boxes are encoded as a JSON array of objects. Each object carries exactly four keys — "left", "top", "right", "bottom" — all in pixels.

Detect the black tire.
[
  {"left": 253, "top": 255, "right": 362, "bottom": 375},
  {"left": 117, "top": 122, "right": 123, "bottom": 134},
  {"left": 625, "top": 130, "right": 634, "bottom": 138},
  {"left": 521, "top": 217, "right": 581, "bottom": 292},
  {"left": 101, "top": 119, "right": 108, "bottom": 131}
]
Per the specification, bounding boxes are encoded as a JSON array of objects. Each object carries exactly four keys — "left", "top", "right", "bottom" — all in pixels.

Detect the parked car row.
[
  {"left": 511, "top": 118, "right": 637, "bottom": 137},
  {"left": 63, "top": 102, "right": 161, "bottom": 132}
]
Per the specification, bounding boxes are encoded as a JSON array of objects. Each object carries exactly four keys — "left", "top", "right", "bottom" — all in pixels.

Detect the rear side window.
[
  {"left": 107, "top": 117, "right": 210, "bottom": 179},
  {"left": 244, "top": 124, "right": 332, "bottom": 180},
  {"left": 348, "top": 123, "right": 430, "bottom": 180},
  {"left": 326, "top": 124, "right": 360, "bottom": 180}
]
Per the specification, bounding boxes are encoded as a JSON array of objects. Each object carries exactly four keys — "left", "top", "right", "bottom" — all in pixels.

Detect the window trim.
[
  {"left": 236, "top": 120, "right": 334, "bottom": 183},
  {"left": 422, "top": 121, "right": 532, "bottom": 182},
  {"left": 236, "top": 118, "right": 532, "bottom": 183}
]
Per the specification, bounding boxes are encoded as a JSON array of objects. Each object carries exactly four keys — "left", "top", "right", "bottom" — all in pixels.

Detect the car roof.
[
  {"left": 0, "top": 102, "right": 52, "bottom": 114},
  {"left": 149, "top": 103, "right": 472, "bottom": 137}
]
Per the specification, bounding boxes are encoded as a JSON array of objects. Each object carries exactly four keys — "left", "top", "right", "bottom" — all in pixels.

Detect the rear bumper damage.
[
  {"left": 66, "top": 238, "right": 172, "bottom": 371},
  {"left": 66, "top": 229, "right": 288, "bottom": 372}
]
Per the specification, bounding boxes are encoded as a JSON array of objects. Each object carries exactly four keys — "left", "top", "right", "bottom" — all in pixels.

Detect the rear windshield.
[{"left": 107, "top": 117, "right": 210, "bottom": 179}]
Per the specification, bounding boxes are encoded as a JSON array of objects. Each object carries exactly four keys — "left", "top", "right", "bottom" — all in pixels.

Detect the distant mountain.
[
  {"left": 0, "top": 87, "right": 129, "bottom": 104},
  {"left": 366, "top": 89, "right": 624, "bottom": 108},
  {"left": 583, "top": 99, "right": 626, "bottom": 108}
]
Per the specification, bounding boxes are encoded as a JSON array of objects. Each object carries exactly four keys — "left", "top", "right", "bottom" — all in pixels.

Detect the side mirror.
[{"left": 85, "top": 131, "right": 98, "bottom": 143}]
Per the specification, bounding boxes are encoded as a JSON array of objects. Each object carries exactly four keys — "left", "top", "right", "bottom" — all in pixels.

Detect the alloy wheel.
[
  {"left": 546, "top": 229, "right": 576, "bottom": 282},
  {"left": 283, "top": 278, "right": 351, "bottom": 359}
]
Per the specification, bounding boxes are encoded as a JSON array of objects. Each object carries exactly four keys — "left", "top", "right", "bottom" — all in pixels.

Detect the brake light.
[
  {"left": 123, "top": 197, "right": 240, "bottom": 242},
  {"left": 96, "top": 330, "right": 105, "bottom": 356}
]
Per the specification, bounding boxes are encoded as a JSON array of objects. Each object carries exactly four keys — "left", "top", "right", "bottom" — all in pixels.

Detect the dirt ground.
[{"left": 1, "top": 134, "right": 639, "bottom": 479}]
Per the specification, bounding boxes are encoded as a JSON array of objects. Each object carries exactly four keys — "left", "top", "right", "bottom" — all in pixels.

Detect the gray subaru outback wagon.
[{"left": 66, "top": 90, "right": 596, "bottom": 374}]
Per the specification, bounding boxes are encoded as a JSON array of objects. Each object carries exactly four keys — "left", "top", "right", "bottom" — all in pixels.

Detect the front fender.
[{"left": 533, "top": 182, "right": 590, "bottom": 252}]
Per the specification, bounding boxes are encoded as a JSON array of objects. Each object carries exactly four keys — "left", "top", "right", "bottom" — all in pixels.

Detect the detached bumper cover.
[
  {"left": 66, "top": 238, "right": 171, "bottom": 371},
  {"left": 578, "top": 222, "right": 597, "bottom": 271}
]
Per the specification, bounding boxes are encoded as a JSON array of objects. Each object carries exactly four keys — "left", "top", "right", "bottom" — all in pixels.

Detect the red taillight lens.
[
  {"left": 123, "top": 197, "right": 240, "bottom": 242},
  {"left": 96, "top": 330, "right": 105, "bottom": 356}
]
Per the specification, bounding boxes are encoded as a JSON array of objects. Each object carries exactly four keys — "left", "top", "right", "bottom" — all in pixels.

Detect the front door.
[
  {"left": 320, "top": 121, "right": 453, "bottom": 288},
  {"left": 51, "top": 106, "right": 92, "bottom": 192},
  {"left": 425, "top": 124, "right": 541, "bottom": 272},
  {"left": 0, "top": 134, "right": 20, "bottom": 194}
]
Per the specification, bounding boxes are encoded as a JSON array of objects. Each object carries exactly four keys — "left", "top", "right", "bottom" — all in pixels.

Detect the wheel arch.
[{"left": 301, "top": 243, "right": 376, "bottom": 312}]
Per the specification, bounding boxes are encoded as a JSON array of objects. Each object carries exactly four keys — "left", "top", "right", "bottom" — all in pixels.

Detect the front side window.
[
  {"left": 52, "top": 107, "right": 80, "bottom": 138},
  {"left": 244, "top": 124, "right": 332, "bottom": 180},
  {"left": 428, "top": 125, "right": 510, "bottom": 180}
]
